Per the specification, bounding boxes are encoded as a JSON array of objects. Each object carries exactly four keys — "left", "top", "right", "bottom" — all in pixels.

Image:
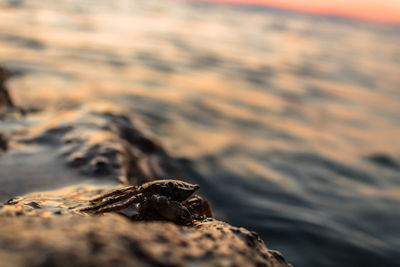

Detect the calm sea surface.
[{"left": 0, "top": 1, "right": 400, "bottom": 266}]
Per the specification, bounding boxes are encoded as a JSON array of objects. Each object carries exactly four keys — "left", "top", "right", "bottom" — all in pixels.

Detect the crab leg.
[
  {"left": 92, "top": 194, "right": 144, "bottom": 214},
  {"left": 90, "top": 186, "right": 137, "bottom": 204},
  {"left": 81, "top": 190, "right": 138, "bottom": 212}
]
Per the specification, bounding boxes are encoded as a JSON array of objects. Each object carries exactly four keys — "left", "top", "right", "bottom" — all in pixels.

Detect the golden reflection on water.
[{"left": 0, "top": 1, "right": 398, "bottom": 190}]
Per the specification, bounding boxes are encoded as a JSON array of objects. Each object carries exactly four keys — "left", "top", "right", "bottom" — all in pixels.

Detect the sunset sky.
[{"left": 190, "top": 0, "right": 400, "bottom": 23}]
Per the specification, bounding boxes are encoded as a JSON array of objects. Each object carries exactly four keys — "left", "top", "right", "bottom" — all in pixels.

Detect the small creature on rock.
[
  {"left": 183, "top": 194, "right": 213, "bottom": 220},
  {"left": 80, "top": 179, "right": 212, "bottom": 225}
]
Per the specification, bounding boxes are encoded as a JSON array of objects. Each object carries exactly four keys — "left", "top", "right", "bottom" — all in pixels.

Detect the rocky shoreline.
[
  {"left": 0, "top": 185, "right": 291, "bottom": 267},
  {"left": 0, "top": 66, "right": 292, "bottom": 267}
]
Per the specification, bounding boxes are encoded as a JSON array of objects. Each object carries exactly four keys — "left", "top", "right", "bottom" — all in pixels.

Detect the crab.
[
  {"left": 183, "top": 194, "right": 213, "bottom": 220},
  {"left": 80, "top": 179, "right": 211, "bottom": 225}
]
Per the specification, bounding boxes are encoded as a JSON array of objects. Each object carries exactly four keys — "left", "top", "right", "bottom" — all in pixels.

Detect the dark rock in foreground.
[{"left": 0, "top": 215, "right": 289, "bottom": 267}]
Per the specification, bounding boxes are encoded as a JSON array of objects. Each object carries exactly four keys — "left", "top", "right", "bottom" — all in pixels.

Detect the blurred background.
[{"left": 0, "top": 0, "right": 400, "bottom": 266}]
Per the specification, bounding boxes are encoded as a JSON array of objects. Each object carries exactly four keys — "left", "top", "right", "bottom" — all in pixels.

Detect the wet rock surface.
[
  {"left": 18, "top": 105, "right": 179, "bottom": 184},
  {"left": 0, "top": 101, "right": 182, "bottom": 202},
  {"left": 0, "top": 185, "right": 291, "bottom": 267}
]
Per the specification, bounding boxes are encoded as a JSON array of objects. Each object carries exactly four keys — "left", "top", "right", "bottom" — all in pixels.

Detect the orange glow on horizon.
[{"left": 188, "top": 0, "right": 400, "bottom": 24}]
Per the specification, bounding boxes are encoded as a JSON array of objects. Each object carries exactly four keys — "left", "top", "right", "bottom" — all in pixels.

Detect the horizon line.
[{"left": 184, "top": 0, "right": 400, "bottom": 25}]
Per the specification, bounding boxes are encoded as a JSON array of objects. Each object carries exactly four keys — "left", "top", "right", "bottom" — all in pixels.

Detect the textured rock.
[
  {"left": 0, "top": 215, "right": 290, "bottom": 267},
  {"left": 0, "top": 103, "right": 183, "bottom": 202},
  {"left": 0, "top": 185, "right": 291, "bottom": 267},
  {"left": 16, "top": 104, "right": 181, "bottom": 185}
]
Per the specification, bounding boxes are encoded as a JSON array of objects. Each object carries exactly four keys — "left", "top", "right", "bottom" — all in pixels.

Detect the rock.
[
  {"left": 0, "top": 133, "right": 7, "bottom": 152},
  {"left": 0, "top": 66, "right": 14, "bottom": 106},
  {"left": 18, "top": 105, "right": 179, "bottom": 184},
  {"left": 0, "top": 185, "right": 292, "bottom": 267},
  {"left": 0, "top": 104, "right": 183, "bottom": 201},
  {"left": 0, "top": 215, "right": 291, "bottom": 267},
  {"left": 0, "top": 65, "right": 16, "bottom": 116}
]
